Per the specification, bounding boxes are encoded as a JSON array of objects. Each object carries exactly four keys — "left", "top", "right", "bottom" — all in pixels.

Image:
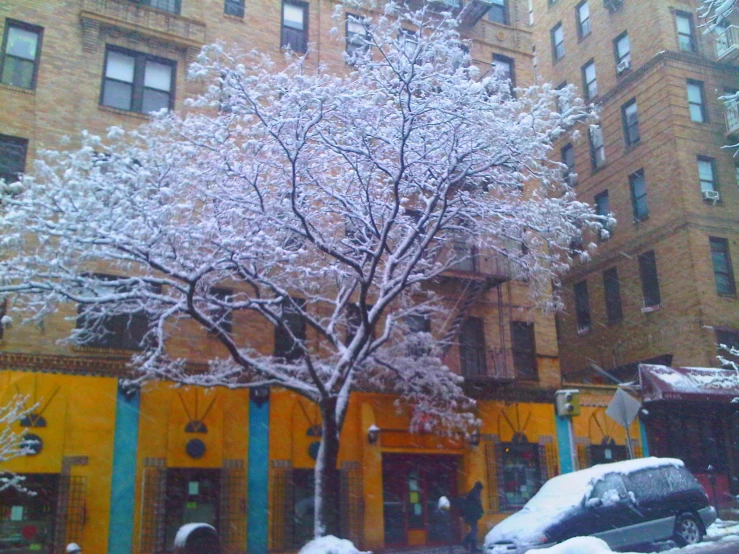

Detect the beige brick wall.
[
  {"left": 1, "top": 0, "right": 560, "bottom": 384},
  {"left": 530, "top": 0, "right": 739, "bottom": 377}
]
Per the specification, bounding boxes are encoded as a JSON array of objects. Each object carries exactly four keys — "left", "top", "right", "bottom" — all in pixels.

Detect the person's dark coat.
[{"left": 461, "top": 483, "right": 484, "bottom": 525}]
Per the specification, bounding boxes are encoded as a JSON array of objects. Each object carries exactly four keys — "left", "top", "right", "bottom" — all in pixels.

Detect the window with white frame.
[{"left": 589, "top": 125, "right": 605, "bottom": 169}]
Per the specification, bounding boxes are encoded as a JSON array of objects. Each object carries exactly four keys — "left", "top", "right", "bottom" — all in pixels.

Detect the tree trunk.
[{"left": 314, "top": 396, "right": 342, "bottom": 539}]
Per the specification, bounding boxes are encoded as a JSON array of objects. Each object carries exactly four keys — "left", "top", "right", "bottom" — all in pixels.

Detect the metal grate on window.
[
  {"left": 270, "top": 461, "right": 293, "bottom": 551},
  {"left": 54, "top": 475, "right": 87, "bottom": 552},
  {"left": 139, "top": 464, "right": 167, "bottom": 554},
  {"left": 484, "top": 437, "right": 502, "bottom": 513},
  {"left": 220, "top": 461, "right": 247, "bottom": 553},
  {"left": 340, "top": 462, "right": 364, "bottom": 547}
]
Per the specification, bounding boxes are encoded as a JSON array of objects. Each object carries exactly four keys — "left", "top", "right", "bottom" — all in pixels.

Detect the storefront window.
[
  {"left": 649, "top": 409, "right": 726, "bottom": 472},
  {"left": 0, "top": 474, "right": 58, "bottom": 553},
  {"left": 501, "top": 443, "right": 540, "bottom": 510},
  {"left": 164, "top": 469, "right": 220, "bottom": 550}
]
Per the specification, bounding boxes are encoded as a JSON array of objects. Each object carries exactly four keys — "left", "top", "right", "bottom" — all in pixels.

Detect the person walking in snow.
[{"left": 461, "top": 481, "right": 484, "bottom": 553}]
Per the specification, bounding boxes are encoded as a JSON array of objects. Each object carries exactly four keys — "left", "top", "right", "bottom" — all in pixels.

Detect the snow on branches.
[{"left": 0, "top": 3, "right": 600, "bottom": 533}]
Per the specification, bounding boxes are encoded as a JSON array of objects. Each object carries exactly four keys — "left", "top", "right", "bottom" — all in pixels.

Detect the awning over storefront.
[{"left": 639, "top": 364, "right": 739, "bottom": 402}]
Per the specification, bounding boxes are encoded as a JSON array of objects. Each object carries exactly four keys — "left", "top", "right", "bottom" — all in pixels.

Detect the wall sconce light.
[
  {"left": 468, "top": 429, "right": 481, "bottom": 447},
  {"left": 367, "top": 424, "right": 380, "bottom": 445}
]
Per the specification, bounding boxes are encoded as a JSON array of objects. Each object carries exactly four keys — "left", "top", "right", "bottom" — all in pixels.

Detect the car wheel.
[{"left": 673, "top": 513, "right": 703, "bottom": 546}]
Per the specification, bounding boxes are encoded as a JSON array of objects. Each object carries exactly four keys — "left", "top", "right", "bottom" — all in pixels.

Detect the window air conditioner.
[
  {"left": 703, "top": 190, "right": 721, "bottom": 202},
  {"left": 616, "top": 59, "right": 631, "bottom": 74},
  {"left": 603, "top": 0, "right": 624, "bottom": 12}
]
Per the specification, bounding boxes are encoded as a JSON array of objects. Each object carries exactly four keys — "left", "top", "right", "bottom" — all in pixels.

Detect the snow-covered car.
[{"left": 484, "top": 457, "right": 716, "bottom": 554}]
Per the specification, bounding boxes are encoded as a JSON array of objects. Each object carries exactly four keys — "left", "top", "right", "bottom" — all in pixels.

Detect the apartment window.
[
  {"left": 551, "top": 23, "right": 565, "bottom": 61},
  {"left": 686, "top": 80, "right": 707, "bottom": 123},
  {"left": 698, "top": 156, "right": 717, "bottom": 193},
  {"left": 281, "top": 1, "right": 308, "bottom": 53},
  {"left": 581, "top": 59, "right": 597, "bottom": 100},
  {"left": 589, "top": 125, "right": 605, "bottom": 169},
  {"left": 562, "top": 143, "right": 576, "bottom": 186},
  {"left": 622, "top": 99, "right": 640, "bottom": 146},
  {"left": 405, "top": 314, "right": 431, "bottom": 358},
  {"left": 139, "top": 0, "right": 180, "bottom": 13},
  {"left": 716, "top": 329, "right": 739, "bottom": 364},
  {"left": 487, "top": 0, "right": 509, "bottom": 26},
  {"left": 594, "top": 189, "right": 611, "bottom": 237},
  {"left": 101, "top": 47, "right": 175, "bottom": 114},
  {"left": 555, "top": 81, "right": 569, "bottom": 113},
  {"left": 676, "top": 12, "right": 696, "bottom": 53},
  {"left": 629, "top": 169, "right": 648, "bottom": 221},
  {"left": 224, "top": 0, "right": 245, "bottom": 17},
  {"left": 76, "top": 274, "right": 160, "bottom": 350},
  {"left": 576, "top": 1, "right": 591, "bottom": 39},
  {"left": 511, "top": 321, "right": 537, "bottom": 379},
  {"left": 614, "top": 32, "right": 630, "bottom": 72},
  {"left": 274, "top": 298, "right": 307, "bottom": 361},
  {"left": 399, "top": 28, "right": 418, "bottom": 60},
  {"left": 603, "top": 267, "right": 623, "bottom": 323},
  {"left": 574, "top": 281, "right": 591, "bottom": 333},
  {"left": 0, "top": 20, "right": 43, "bottom": 90},
  {"left": 459, "top": 317, "right": 487, "bottom": 378},
  {"left": 638, "top": 250, "right": 661, "bottom": 308},
  {"left": 345, "top": 14, "right": 369, "bottom": 60},
  {"left": 710, "top": 237, "right": 736, "bottom": 295},
  {"left": 492, "top": 54, "right": 515, "bottom": 86},
  {"left": 0, "top": 133, "right": 28, "bottom": 183}
]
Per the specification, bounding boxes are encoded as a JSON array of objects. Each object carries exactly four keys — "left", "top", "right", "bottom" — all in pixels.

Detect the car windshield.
[{"left": 522, "top": 471, "right": 590, "bottom": 511}]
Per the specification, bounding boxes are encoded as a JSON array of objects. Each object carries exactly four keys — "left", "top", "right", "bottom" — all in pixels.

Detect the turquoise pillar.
[
  {"left": 639, "top": 419, "right": 650, "bottom": 457},
  {"left": 248, "top": 391, "right": 270, "bottom": 554},
  {"left": 108, "top": 386, "right": 140, "bottom": 554},
  {"left": 555, "top": 414, "right": 575, "bottom": 474}
]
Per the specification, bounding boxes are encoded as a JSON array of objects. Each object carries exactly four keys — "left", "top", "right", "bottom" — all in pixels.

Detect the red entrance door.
[{"left": 382, "top": 455, "right": 459, "bottom": 547}]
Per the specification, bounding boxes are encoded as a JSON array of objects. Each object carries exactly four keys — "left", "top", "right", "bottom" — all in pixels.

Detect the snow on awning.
[{"left": 639, "top": 364, "right": 739, "bottom": 402}]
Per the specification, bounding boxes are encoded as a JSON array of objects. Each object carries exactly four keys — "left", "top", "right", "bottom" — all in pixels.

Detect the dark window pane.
[
  {"left": 0, "top": 134, "right": 28, "bottom": 183},
  {"left": 224, "top": 0, "right": 245, "bottom": 16},
  {"left": 142, "top": 88, "right": 170, "bottom": 113},
  {"left": 460, "top": 317, "right": 487, "bottom": 378},
  {"left": 511, "top": 321, "right": 537, "bottom": 379},
  {"left": 710, "top": 237, "right": 736, "bottom": 295},
  {"left": 638, "top": 251, "right": 661, "bottom": 307},
  {"left": 274, "top": 299, "right": 306, "bottom": 361},
  {"left": 1, "top": 57, "right": 34, "bottom": 88},
  {"left": 574, "top": 281, "right": 591, "bottom": 331},
  {"left": 103, "top": 80, "right": 133, "bottom": 110}
]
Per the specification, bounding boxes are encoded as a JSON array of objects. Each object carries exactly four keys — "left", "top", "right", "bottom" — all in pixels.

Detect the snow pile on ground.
[
  {"left": 706, "top": 518, "right": 739, "bottom": 540},
  {"left": 533, "top": 537, "right": 614, "bottom": 553},
  {"left": 298, "top": 535, "right": 371, "bottom": 554}
]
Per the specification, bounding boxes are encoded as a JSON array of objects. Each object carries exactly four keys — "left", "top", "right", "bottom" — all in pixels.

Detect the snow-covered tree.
[
  {"left": 0, "top": 4, "right": 599, "bottom": 537},
  {"left": 699, "top": 0, "right": 737, "bottom": 31}
]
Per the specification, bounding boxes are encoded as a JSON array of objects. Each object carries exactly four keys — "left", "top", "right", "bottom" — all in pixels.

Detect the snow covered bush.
[{"left": 0, "top": 2, "right": 599, "bottom": 537}]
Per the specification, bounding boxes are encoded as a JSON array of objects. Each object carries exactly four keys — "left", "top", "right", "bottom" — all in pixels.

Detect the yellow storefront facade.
[{"left": 0, "top": 354, "right": 647, "bottom": 554}]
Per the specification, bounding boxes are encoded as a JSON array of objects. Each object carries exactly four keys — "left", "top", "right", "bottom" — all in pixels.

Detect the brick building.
[
  {"left": 530, "top": 0, "right": 739, "bottom": 505},
  {"left": 0, "top": 1, "right": 640, "bottom": 552}
]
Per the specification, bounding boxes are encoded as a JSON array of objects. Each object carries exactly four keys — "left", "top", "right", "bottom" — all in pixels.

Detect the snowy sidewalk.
[{"left": 705, "top": 518, "right": 739, "bottom": 541}]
